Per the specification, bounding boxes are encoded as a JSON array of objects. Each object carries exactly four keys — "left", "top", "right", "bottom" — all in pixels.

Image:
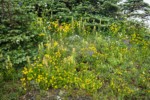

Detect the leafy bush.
[{"left": 0, "top": 0, "right": 38, "bottom": 69}]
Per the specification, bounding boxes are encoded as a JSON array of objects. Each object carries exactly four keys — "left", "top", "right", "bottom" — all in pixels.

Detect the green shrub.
[
  {"left": 21, "top": 40, "right": 102, "bottom": 93},
  {"left": 0, "top": 72, "right": 3, "bottom": 83},
  {"left": 0, "top": 0, "right": 42, "bottom": 70}
]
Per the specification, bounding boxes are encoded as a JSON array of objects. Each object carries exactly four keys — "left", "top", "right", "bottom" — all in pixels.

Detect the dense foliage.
[
  {"left": 0, "top": 0, "right": 39, "bottom": 68},
  {"left": 0, "top": 0, "right": 150, "bottom": 99},
  {"left": 122, "top": 0, "right": 150, "bottom": 19},
  {"left": 18, "top": 19, "right": 149, "bottom": 99}
]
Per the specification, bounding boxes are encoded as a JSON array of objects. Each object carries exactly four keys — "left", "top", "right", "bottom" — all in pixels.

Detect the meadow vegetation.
[{"left": 0, "top": 0, "right": 150, "bottom": 100}]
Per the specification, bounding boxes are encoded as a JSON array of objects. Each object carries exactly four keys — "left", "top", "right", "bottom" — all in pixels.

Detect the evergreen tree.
[
  {"left": 33, "top": 0, "right": 122, "bottom": 19},
  {"left": 122, "top": 0, "right": 150, "bottom": 19},
  {"left": 0, "top": 0, "right": 39, "bottom": 68}
]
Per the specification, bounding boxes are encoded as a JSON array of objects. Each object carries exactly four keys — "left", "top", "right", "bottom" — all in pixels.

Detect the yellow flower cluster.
[
  {"left": 110, "top": 77, "right": 134, "bottom": 94},
  {"left": 36, "top": 74, "right": 48, "bottom": 83},
  {"left": 22, "top": 67, "right": 28, "bottom": 75},
  {"left": 58, "top": 23, "right": 71, "bottom": 33},
  {"left": 21, "top": 63, "right": 50, "bottom": 90},
  {"left": 48, "top": 21, "right": 71, "bottom": 34},
  {"left": 55, "top": 51, "right": 61, "bottom": 58},
  {"left": 110, "top": 23, "right": 120, "bottom": 34},
  {"left": 63, "top": 56, "right": 75, "bottom": 65},
  {"left": 21, "top": 41, "right": 103, "bottom": 93},
  {"left": 48, "top": 21, "right": 59, "bottom": 29},
  {"left": 81, "top": 44, "right": 98, "bottom": 56},
  {"left": 38, "top": 33, "right": 46, "bottom": 37},
  {"left": 130, "top": 33, "right": 150, "bottom": 49},
  {"left": 54, "top": 41, "right": 58, "bottom": 47}
]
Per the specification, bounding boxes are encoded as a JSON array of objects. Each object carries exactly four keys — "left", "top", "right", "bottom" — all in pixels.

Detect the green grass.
[{"left": 0, "top": 81, "right": 22, "bottom": 100}]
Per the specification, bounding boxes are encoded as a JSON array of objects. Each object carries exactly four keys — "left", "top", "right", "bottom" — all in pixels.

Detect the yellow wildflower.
[
  {"left": 20, "top": 78, "right": 25, "bottom": 82},
  {"left": 27, "top": 77, "right": 32, "bottom": 81},
  {"left": 28, "top": 68, "right": 33, "bottom": 73},
  {"left": 55, "top": 51, "right": 61, "bottom": 58},
  {"left": 38, "top": 33, "right": 46, "bottom": 36},
  {"left": 81, "top": 84, "right": 85, "bottom": 89},
  {"left": 54, "top": 85, "right": 58, "bottom": 89},
  {"left": 44, "top": 54, "right": 50, "bottom": 58},
  {"left": 54, "top": 41, "right": 58, "bottom": 47},
  {"left": 23, "top": 82, "right": 26, "bottom": 86},
  {"left": 22, "top": 67, "right": 28, "bottom": 74}
]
